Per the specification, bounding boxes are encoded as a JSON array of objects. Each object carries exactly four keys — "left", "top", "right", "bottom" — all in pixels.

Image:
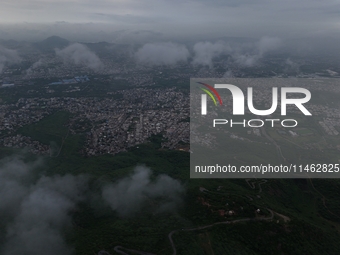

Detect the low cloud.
[
  {"left": 26, "top": 59, "right": 44, "bottom": 75},
  {"left": 0, "top": 46, "right": 21, "bottom": 73},
  {"left": 258, "top": 36, "right": 282, "bottom": 54},
  {"left": 233, "top": 53, "right": 260, "bottom": 67},
  {"left": 0, "top": 157, "right": 185, "bottom": 253},
  {"left": 192, "top": 41, "right": 230, "bottom": 68},
  {"left": 223, "top": 69, "right": 234, "bottom": 78},
  {"left": 135, "top": 42, "right": 190, "bottom": 66},
  {"left": 232, "top": 36, "right": 282, "bottom": 67},
  {"left": 285, "top": 58, "right": 300, "bottom": 72},
  {"left": 102, "top": 166, "right": 184, "bottom": 217},
  {"left": 55, "top": 43, "right": 103, "bottom": 71},
  {"left": 192, "top": 36, "right": 282, "bottom": 68},
  {"left": 0, "top": 156, "right": 88, "bottom": 255}
]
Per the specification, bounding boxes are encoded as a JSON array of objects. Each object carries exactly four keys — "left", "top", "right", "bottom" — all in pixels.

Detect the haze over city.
[{"left": 1, "top": 1, "right": 340, "bottom": 255}]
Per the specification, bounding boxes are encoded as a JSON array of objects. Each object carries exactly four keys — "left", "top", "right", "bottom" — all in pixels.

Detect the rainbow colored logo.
[{"left": 197, "top": 82, "right": 223, "bottom": 106}]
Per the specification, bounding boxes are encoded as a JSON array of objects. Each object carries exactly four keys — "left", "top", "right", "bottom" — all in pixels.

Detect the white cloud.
[
  {"left": 192, "top": 41, "right": 230, "bottom": 68},
  {"left": 0, "top": 156, "right": 88, "bottom": 255},
  {"left": 102, "top": 166, "right": 184, "bottom": 217},
  {"left": 0, "top": 46, "right": 21, "bottom": 73},
  {"left": 55, "top": 43, "right": 103, "bottom": 71}
]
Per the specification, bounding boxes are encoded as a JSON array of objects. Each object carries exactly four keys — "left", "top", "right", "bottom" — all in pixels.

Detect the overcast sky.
[{"left": 0, "top": 0, "right": 340, "bottom": 41}]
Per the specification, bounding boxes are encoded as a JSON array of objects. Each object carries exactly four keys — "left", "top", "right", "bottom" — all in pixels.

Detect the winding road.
[
  {"left": 168, "top": 209, "right": 274, "bottom": 255},
  {"left": 109, "top": 209, "right": 274, "bottom": 255},
  {"left": 113, "top": 246, "right": 156, "bottom": 255},
  {"left": 245, "top": 179, "right": 267, "bottom": 193}
]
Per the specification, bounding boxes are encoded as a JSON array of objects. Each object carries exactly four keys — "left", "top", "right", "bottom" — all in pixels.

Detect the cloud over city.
[
  {"left": 0, "top": 46, "right": 21, "bottom": 73},
  {"left": 102, "top": 166, "right": 185, "bottom": 217},
  {"left": 0, "top": 156, "right": 88, "bottom": 255},
  {"left": 55, "top": 43, "right": 103, "bottom": 71}
]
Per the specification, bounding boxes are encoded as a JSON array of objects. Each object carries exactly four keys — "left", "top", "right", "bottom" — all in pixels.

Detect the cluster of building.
[
  {"left": 0, "top": 99, "right": 48, "bottom": 132},
  {"left": 0, "top": 87, "right": 189, "bottom": 155},
  {"left": 319, "top": 120, "right": 340, "bottom": 136},
  {"left": 1, "top": 56, "right": 340, "bottom": 157},
  {"left": 49, "top": 75, "right": 90, "bottom": 85},
  {"left": 79, "top": 87, "right": 189, "bottom": 155},
  {"left": 1, "top": 134, "right": 50, "bottom": 155}
]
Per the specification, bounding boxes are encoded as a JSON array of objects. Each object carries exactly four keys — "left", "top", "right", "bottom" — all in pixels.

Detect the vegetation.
[{"left": 2, "top": 85, "right": 340, "bottom": 254}]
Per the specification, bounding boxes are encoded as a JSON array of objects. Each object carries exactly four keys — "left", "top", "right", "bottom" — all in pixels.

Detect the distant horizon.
[
  {"left": 1, "top": 23, "right": 340, "bottom": 41},
  {"left": 1, "top": 0, "right": 340, "bottom": 42}
]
